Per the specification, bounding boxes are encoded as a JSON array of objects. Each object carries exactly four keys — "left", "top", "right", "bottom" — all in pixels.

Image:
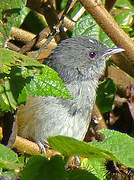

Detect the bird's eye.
[{"left": 89, "top": 52, "right": 96, "bottom": 58}]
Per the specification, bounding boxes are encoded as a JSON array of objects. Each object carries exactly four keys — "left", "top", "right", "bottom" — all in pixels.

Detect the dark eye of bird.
[{"left": 89, "top": 52, "right": 96, "bottom": 58}]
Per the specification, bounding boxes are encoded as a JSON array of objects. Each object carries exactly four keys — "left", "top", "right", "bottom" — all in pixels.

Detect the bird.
[{"left": 17, "top": 36, "right": 124, "bottom": 152}]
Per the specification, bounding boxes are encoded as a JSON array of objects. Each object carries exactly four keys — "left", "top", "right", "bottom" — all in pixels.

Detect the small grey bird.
[{"left": 17, "top": 36, "right": 124, "bottom": 151}]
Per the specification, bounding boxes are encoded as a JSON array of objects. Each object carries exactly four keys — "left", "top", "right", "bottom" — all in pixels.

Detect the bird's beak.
[{"left": 102, "top": 47, "right": 125, "bottom": 58}]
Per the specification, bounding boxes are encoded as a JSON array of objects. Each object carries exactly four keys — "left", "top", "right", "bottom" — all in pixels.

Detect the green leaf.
[
  {"left": 0, "top": 0, "right": 26, "bottom": 10},
  {"left": 96, "top": 78, "right": 117, "bottom": 113},
  {"left": 7, "top": 65, "right": 72, "bottom": 106},
  {"left": 115, "top": 10, "right": 134, "bottom": 26},
  {"left": 91, "top": 129, "right": 134, "bottom": 168},
  {"left": 0, "top": 67, "right": 29, "bottom": 111},
  {"left": 21, "top": 155, "right": 67, "bottom": 180},
  {"left": 81, "top": 158, "right": 107, "bottom": 180},
  {"left": 0, "top": 48, "right": 43, "bottom": 73},
  {"left": 0, "top": 84, "right": 10, "bottom": 113},
  {"left": 68, "top": 168, "right": 99, "bottom": 180},
  {"left": 0, "top": 0, "right": 28, "bottom": 47},
  {"left": 22, "top": 10, "right": 46, "bottom": 34},
  {"left": 48, "top": 129, "right": 134, "bottom": 169},
  {"left": 115, "top": 0, "right": 134, "bottom": 11},
  {"left": 0, "top": 144, "right": 19, "bottom": 170},
  {"left": 48, "top": 136, "right": 117, "bottom": 160},
  {"left": 69, "top": 2, "right": 83, "bottom": 19},
  {"left": 72, "top": 14, "right": 116, "bottom": 48},
  {"left": 25, "top": 65, "right": 72, "bottom": 99},
  {"left": 60, "top": 0, "right": 70, "bottom": 11},
  {"left": 8, "top": 67, "right": 30, "bottom": 106},
  {"left": 17, "top": 87, "right": 28, "bottom": 105},
  {"left": 0, "top": 48, "right": 72, "bottom": 111},
  {"left": 0, "top": 80, "right": 17, "bottom": 111}
]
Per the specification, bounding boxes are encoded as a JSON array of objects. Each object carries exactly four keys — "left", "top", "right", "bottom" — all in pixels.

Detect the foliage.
[
  {"left": 0, "top": 48, "right": 72, "bottom": 114},
  {"left": 48, "top": 129, "right": 134, "bottom": 168},
  {"left": 0, "top": 0, "right": 29, "bottom": 48},
  {"left": 96, "top": 79, "right": 117, "bottom": 113},
  {"left": 1, "top": 129, "right": 134, "bottom": 179}
]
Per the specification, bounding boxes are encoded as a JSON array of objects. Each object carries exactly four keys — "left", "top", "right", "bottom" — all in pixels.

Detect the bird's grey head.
[{"left": 45, "top": 36, "right": 124, "bottom": 83}]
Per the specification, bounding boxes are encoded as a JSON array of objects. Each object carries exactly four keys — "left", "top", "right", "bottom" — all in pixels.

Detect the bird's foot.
[
  {"left": 37, "top": 141, "right": 49, "bottom": 154},
  {"left": 74, "top": 156, "right": 80, "bottom": 165}
]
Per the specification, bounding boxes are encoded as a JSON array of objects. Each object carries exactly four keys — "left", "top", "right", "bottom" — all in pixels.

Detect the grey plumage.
[{"left": 17, "top": 36, "right": 124, "bottom": 147}]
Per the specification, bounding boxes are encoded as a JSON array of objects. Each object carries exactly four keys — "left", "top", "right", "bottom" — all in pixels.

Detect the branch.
[{"left": 0, "top": 127, "right": 60, "bottom": 157}]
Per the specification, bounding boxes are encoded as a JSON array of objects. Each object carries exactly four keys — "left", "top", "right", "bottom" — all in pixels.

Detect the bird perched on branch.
[{"left": 17, "top": 36, "right": 124, "bottom": 152}]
